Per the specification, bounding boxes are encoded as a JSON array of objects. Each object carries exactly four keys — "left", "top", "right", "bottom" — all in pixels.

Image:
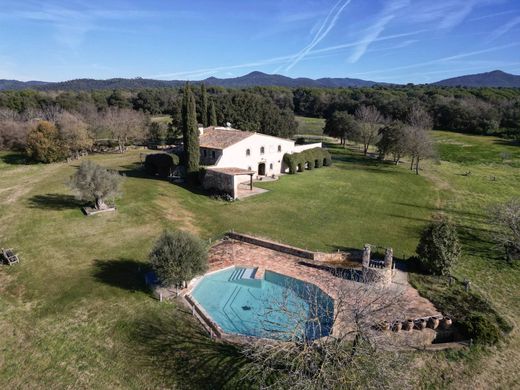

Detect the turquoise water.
[{"left": 191, "top": 267, "right": 334, "bottom": 340}]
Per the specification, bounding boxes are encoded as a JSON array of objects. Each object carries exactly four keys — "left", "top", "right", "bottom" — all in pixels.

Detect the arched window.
[
  {"left": 246, "top": 148, "right": 251, "bottom": 156},
  {"left": 278, "top": 145, "right": 282, "bottom": 152},
  {"left": 260, "top": 146, "right": 265, "bottom": 155},
  {"left": 269, "top": 163, "right": 273, "bottom": 170}
]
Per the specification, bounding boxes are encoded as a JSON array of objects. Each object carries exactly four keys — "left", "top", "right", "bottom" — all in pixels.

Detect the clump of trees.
[
  {"left": 416, "top": 216, "right": 461, "bottom": 275},
  {"left": 69, "top": 160, "right": 122, "bottom": 210},
  {"left": 489, "top": 198, "right": 520, "bottom": 263},
  {"left": 149, "top": 230, "right": 208, "bottom": 287},
  {"left": 323, "top": 111, "right": 358, "bottom": 146},
  {"left": 283, "top": 148, "right": 332, "bottom": 174},
  {"left": 101, "top": 107, "right": 147, "bottom": 153},
  {"left": 26, "top": 121, "right": 68, "bottom": 163}
]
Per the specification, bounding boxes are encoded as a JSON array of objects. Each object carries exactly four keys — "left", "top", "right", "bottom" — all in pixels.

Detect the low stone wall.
[
  {"left": 202, "top": 169, "right": 235, "bottom": 197},
  {"left": 226, "top": 232, "right": 315, "bottom": 259},
  {"left": 362, "top": 267, "right": 392, "bottom": 285},
  {"left": 313, "top": 252, "right": 349, "bottom": 262}
]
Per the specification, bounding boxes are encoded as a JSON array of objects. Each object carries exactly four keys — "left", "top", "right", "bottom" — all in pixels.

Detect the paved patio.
[{"left": 207, "top": 239, "right": 441, "bottom": 325}]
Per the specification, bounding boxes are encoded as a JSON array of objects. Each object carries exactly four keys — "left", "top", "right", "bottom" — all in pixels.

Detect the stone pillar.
[
  {"left": 384, "top": 247, "right": 393, "bottom": 268},
  {"left": 362, "top": 244, "right": 371, "bottom": 267}
]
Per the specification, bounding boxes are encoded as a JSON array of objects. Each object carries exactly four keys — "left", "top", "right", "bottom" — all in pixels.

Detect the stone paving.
[{"left": 207, "top": 239, "right": 441, "bottom": 324}]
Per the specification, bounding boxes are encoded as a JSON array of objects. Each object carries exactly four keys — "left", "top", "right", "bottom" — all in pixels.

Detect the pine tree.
[
  {"left": 200, "top": 83, "right": 208, "bottom": 127},
  {"left": 209, "top": 100, "right": 217, "bottom": 126},
  {"left": 181, "top": 83, "right": 200, "bottom": 184}
]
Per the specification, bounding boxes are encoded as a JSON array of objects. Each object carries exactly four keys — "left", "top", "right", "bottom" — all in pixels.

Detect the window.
[
  {"left": 212, "top": 151, "right": 216, "bottom": 158},
  {"left": 246, "top": 148, "right": 250, "bottom": 156},
  {"left": 260, "top": 146, "right": 265, "bottom": 154},
  {"left": 269, "top": 163, "right": 273, "bottom": 170},
  {"left": 248, "top": 166, "right": 252, "bottom": 171},
  {"left": 278, "top": 145, "right": 282, "bottom": 152},
  {"left": 203, "top": 149, "right": 207, "bottom": 157}
]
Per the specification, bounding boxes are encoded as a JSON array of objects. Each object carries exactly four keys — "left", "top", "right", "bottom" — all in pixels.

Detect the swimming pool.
[{"left": 190, "top": 267, "right": 334, "bottom": 340}]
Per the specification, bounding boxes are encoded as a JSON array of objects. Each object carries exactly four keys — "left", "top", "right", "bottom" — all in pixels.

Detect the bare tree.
[
  {"left": 56, "top": 111, "right": 93, "bottom": 158},
  {"left": 102, "top": 108, "right": 147, "bottom": 153},
  {"left": 489, "top": 198, "right": 520, "bottom": 263},
  {"left": 242, "top": 281, "right": 410, "bottom": 389},
  {"left": 405, "top": 106, "right": 435, "bottom": 175},
  {"left": 355, "top": 105, "right": 383, "bottom": 156}
]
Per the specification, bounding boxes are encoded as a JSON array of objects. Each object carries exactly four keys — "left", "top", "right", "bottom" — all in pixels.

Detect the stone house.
[{"left": 199, "top": 126, "right": 321, "bottom": 198}]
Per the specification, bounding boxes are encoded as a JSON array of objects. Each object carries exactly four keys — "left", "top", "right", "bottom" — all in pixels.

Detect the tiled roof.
[{"left": 199, "top": 127, "right": 254, "bottom": 149}]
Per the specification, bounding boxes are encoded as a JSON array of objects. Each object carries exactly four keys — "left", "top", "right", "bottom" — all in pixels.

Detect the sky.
[{"left": 1, "top": 0, "right": 520, "bottom": 83}]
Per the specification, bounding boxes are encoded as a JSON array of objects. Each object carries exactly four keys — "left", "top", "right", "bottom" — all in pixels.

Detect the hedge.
[
  {"left": 144, "top": 153, "right": 180, "bottom": 178},
  {"left": 283, "top": 148, "right": 332, "bottom": 174}
]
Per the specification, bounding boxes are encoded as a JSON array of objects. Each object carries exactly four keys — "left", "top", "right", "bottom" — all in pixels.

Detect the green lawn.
[
  {"left": 0, "top": 130, "right": 519, "bottom": 388},
  {"left": 295, "top": 116, "right": 325, "bottom": 136}
]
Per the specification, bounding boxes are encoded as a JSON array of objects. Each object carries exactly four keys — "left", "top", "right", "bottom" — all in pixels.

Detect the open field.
[
  {"left": 0, "top": 130, "right": 519, "bottom": 388},
  {"left": 295, "top": 116, "right": 325, "bottom": 136}
]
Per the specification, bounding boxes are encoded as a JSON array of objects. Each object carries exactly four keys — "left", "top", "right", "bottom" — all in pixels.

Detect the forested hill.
[
  {"left": 434, "top": 70, "right": 520, "bottom": 88},
  {"left": 2, "top": 70, "right": 520, "bottom": 91},
  {"left": 0, "top": 72, "right": 380, "bottom": 91}
]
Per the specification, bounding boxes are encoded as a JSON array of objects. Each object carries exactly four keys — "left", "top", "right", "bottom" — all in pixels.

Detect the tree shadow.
[
  {"left": 0, "top": 152, "right": 32, "bottom": 165},
  {"left": 131, "top": 309, "right": 257, "bottom": 389},
  {"left": 27, "top": 193, "right": 85, "bottom": 210},
  {"left": 92, "top": 258, "right": 151, "bottom": 293}
]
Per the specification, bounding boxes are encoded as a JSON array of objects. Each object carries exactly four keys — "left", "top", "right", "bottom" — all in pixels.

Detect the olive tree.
[
  {"left": 416, "top": 216, "right": 461, "bottom": 275},
  {"left": 69, "top": 160, "right": 122, "bottom": 210},
  {"left": 149, "top": 230, "right": 208, "bottom": 287},
  {"left": 489, "top": 198, "right": 520, "bottom": 263}
]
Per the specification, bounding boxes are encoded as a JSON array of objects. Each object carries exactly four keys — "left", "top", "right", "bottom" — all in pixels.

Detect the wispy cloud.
[
  {"left": 0, "top": 2, "right": 164, "bottom": 49},
  {"left": 351, "top": 42, "right": 520, "bottom": 76},
  {"left": 487, "top": 15, "right": 520, "bottom": 42},
  {"left": 283, "top": 0, "right": 352, "bottom": 71}
]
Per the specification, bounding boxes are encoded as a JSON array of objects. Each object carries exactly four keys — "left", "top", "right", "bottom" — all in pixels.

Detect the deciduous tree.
[
  {"left": 489, "top": 198, "right": 520, "bottom": 263},
  {"left": 25, "top": 121, "right": 67, "bottom": 163},
  {"left": 324, "top": 111, "right": 358, "bottom": 146},
  {"left": 354, "top": 105, "right": 383, "bottom": 155}
]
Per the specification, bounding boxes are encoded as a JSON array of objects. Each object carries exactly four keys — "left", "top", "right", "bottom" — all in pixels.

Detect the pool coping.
[{"left": 182, "top": 266, "right": 335, "bottom": 344}]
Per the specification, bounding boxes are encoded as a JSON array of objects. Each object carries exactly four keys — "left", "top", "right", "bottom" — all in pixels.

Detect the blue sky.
[{"left": 1, "top": 0, "right": 519, "bottom": 83}]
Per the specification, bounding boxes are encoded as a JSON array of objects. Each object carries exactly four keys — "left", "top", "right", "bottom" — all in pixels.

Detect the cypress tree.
[
  {"left": 181, "top": 83, "right": 200, "bottom": 184},
  {"left": 209, "top": 100, "right": 217, "bottom": 126},
  {"left": 200, "top": 83, "right": 208, "bottom": 127}
]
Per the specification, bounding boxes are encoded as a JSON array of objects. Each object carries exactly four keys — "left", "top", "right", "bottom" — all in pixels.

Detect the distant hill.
[
  {"left": 0, "top": 71, "right": 381, "bottom": 91},
  {"left": 433, "top": 70, "right": 520, "bottom": 87},
  {"left": 2, "top": 70, "right": 520, "bottom": 91}
]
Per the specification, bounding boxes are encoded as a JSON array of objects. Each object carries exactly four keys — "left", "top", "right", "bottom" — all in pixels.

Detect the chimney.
[{"left": 198, "top": 124, "right": 204, "bottom": 136}]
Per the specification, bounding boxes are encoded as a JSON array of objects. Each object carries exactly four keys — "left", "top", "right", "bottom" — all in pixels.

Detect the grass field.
[
  {"left": 0, "top": 130, "right": 519, "bottom": 388},
  {"left": 295, "top": 116, "right": 325, "bottom": 136}
]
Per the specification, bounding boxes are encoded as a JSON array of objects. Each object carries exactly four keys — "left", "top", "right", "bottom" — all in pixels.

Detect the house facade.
[
  {"left": 199, "top": 126, "right": 322, "bottom": 199},
  {"left": 199, "top": 126, "right": 321, "bottom": 175}
]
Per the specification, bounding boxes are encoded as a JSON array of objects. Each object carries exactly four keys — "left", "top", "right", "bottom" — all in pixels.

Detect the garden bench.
[{"left": 1, "top": 248, "right": 19, "bottom": 265}]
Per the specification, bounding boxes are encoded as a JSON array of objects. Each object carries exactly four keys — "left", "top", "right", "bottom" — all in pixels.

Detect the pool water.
[{"left": 191, "top": 267, "right": 334, "bottom": 340}]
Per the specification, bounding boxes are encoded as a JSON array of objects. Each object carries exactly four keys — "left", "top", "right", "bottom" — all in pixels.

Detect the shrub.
[
  {"left": 416, "top": 216, "right": 461, "bottom": 275},
  {"left": 25, "top": 121, "right": 67, "bottom": 163},
  {"left": 459, "top": 313, "right": 502, "bottom": 345},
  {"left": 283, "top": 148, "right": 331, "bottom": 174},
  {"left": 144, "top": 153, "right": 179, "bottom": 178},
  {"left": 149, "top": 230, "right": 208, "bottom": 286}
]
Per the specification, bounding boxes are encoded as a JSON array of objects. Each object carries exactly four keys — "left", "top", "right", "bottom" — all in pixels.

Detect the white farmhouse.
[{"left": 198, "top": 126, "right": 321, "bottom": 198}]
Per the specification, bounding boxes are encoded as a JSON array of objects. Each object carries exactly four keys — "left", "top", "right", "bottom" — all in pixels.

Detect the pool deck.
[{"left": 206, "top": 239, "right": 441, "bottom": 327}]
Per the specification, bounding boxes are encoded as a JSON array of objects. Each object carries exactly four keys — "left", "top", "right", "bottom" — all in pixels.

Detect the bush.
[
  {"left": 459, "top": 313, "right": 502, "bottom": 345},
  {"left": 144, "top": 153, "right": 179, "bottom": 178},
  {"left": 416, "top": 216, "right": 461, "bottom": 275},
  {"left": 149, "top": 230, "right": 208, "bottom": 287},
  {"left": 283, "top": 148, "right": 331, "bottom": 174},
  {"left": 25, "top": 121, "right": 67, "bottom": 163}
]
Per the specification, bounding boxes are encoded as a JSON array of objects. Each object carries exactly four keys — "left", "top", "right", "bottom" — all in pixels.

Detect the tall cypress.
[
  {"left": 209, "top": 100, "right": 217, "bottom": 126},
  {"left": 200, "top": 83, "right": 208, "bottom": 127},
  {"left": 182, "top": 83, "right": 200, "bottom": 184}
]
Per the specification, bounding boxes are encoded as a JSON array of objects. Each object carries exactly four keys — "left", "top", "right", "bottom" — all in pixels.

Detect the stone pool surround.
[{"left": 183, "top": 234, "right": 441, "bottom": 344}]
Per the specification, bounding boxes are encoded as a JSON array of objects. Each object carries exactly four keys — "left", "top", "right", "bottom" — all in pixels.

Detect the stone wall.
[
  {"left": 202, "top": 169, "right": 235, "bottom": 197},
  {"left": 226, "top": 232, "right": 316, "bottom": 259},
  {"left": 361, "top": 245, "right": 393, "bottom": 286}
]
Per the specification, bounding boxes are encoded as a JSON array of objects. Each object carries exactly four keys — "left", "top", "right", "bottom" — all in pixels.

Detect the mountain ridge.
[{"left": 0, "top": 70, "right": 519, "bottom": 91}]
